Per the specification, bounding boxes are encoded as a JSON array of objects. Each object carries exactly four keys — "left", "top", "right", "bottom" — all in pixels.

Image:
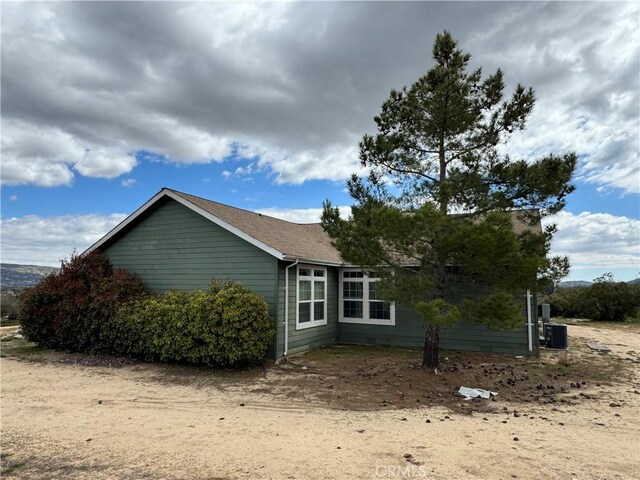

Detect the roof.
[
  {"left": 87, "top": 188, "right": 542, "bottom": 266},
  {"left": 87, "top": 187, "right": 344, "bottom": 265}
]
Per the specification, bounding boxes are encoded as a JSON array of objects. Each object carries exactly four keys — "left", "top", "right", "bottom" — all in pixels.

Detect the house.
[{"left": 87, "top": 188, "right": 540, "bottom": 359}]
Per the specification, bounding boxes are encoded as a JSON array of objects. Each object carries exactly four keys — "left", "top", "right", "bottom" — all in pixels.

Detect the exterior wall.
[
  {"left": 102, "top": 197, "right": 280, "bottom": 356},
  {"left": 338, "top": 284, "right": 538, "bottom": 356},
  {"left": 100, "top": 196, "right": 538, "bottom": 358},
  {"left": 275, "top": 262, "right": 338, "bottom": 357}
]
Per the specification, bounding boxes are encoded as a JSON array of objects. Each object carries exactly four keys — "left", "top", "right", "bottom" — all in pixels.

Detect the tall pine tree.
[{"left": 322, "top": 31, "right": 576, "bottom": 370}]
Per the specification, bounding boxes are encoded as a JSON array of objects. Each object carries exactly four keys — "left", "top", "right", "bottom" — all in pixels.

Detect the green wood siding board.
[{"left": 271, "top": 261, "right": 282, "bottom": 360}]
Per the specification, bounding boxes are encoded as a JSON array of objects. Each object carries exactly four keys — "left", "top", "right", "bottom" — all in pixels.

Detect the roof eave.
[{"left": 281, "top": 255, "right": 344, "bottom": 267}]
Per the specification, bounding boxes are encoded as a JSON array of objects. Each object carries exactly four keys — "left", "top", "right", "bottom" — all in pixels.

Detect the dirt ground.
[{"left": 1, "top": 322, "right": 639, "bottom": 479}]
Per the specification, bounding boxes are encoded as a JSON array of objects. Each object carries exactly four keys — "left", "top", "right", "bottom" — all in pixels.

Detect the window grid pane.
[
  {"left": 368, "top": 281, "right": 379, "bottom": 300},
  {"left": 299, "top": 303, "right": 311, "bottom": 323},
  {"left": 299, "top": 280, "right": 311, "bottom": 301},
  {"left": 343, "top": 271, "right": 364, "bottom": 278},
  {"left": 314, "top": 281, "right": 325, "bottom": 300},
  {"left": 314, "top": 269, "right": 325, "bottom": 277},
  {"left": 343, "top": 281, "right": 363, "bottom": 299},
  {"left": 344, "top": 300, "right": 363, "bottom": 318},
  {"left": 314, "top": 301, "right": 325, "bottom": 320},
  {"left": 369, "top": 301, "right": 391, "bottom": 320},
  {"left": 299, "top": 268, "right": 311, "bottom": 277}
]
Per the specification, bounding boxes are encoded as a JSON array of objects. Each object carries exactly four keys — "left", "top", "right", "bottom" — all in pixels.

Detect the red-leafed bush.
[{"left": 19, "top": 250, "right": 148, "bottom": 351}]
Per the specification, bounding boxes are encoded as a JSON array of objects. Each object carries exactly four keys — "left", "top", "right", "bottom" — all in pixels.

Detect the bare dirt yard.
[{"left": 1, "top": 322, "right": 639, "bottom": 480}]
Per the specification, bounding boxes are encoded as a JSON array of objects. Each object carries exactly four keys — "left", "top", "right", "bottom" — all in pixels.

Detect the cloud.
[
  {"left": 0, "top": 213, "right": 127, "bottom": 266},
  {"left": 1, "top": 118, "right": 137, "bottom": 185},
  {"left": 254, "top": 205, "right": 351, "bottom": 224},
  {"left": 121, "top": 178, "right": 136, "bottom": 188},
  {"left": 545, "top": 211, "right": 640, "bottom": 275},
  {"left": 2, "top": 1, "right": 638, "bottom": 191},
  {"left": 477, "top": 2, "right": 640, "bottom": 193},
  {"left": 75, "top": 149, "right": 138, "bottom": 179},
  {"left": 9, "top": 195, "right": 18, "bottom": 202}
]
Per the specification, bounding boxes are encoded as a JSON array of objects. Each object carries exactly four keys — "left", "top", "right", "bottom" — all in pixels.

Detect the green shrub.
[
  {"left": 549, "top": 274, "right": 640, "bottom": 322},
  {"left": 18, "top": 251, "right": 148, "bottom": 351},
  {"left": 548, "top": 287, "right": 588, "bottom": 318},
  {"left": 1, "top": 292, "right": 19, "bottom": 319},
  {"left": 211, "top": 280, "right": 274, "bottom": 365},
  {"left": 625, "top": 307, "right": 640, "bottom": 324},
  {"left": 107, "top": 280, "right": 273, "bottom": 366},
  {"left": 582, "top": 277, "right": 637, "bottom": 322}
]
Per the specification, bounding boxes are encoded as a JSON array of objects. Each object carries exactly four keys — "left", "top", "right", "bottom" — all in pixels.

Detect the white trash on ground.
[{"left": 458, "top": 386, "right": 497, "bottom": 400}]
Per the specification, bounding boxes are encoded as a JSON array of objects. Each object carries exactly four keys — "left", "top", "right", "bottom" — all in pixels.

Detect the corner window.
[
  {"left": 297, "top": 265, "right": 327, "bottom": 329},
  {"left": 339, "top": 269, "right": 395, "bottom": 325}
]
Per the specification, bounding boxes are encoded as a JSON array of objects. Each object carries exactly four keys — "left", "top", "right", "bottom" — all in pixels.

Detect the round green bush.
[
  {"left": 107, "top": 280, "right": 274, "bottom": 366},
  {"left": 211, "top": 281, "right": 274, "bottom": 366}
]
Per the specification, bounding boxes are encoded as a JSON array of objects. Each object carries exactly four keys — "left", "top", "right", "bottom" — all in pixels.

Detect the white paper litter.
[{"left": 458, "top": 386, "right": 497, "bottom": 400}]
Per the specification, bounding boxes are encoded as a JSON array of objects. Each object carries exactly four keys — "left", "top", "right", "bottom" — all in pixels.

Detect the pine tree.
[{"left": 321, "top": 31, "right": 576, "bottom": 370}]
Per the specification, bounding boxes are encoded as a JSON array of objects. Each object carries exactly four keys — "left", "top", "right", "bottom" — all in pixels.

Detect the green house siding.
[
  {"left": 102, "top": 197, "right": 280, "bottom": 355},
  {"left": 275, "top": 262, "right": 338, "bottom": 357},
  {"left": 338, "top": 288, "right": 538, "bottom": 356}
]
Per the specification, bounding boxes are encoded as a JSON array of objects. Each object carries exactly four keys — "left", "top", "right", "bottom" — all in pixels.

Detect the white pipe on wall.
[
  {"left": 283, "top": 260, "right": 299, "bottom": 357},
  {"left": 526, "top": 289, "right": 533, "bottom": 352}
]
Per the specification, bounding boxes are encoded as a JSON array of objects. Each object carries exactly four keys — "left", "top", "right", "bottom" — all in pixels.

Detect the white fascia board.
[
  {"left": 85, "top": 188, "right": 285, "bottom": 260},
  {"left": 283, "top": 256, "right": 343, "bottom": 267}
]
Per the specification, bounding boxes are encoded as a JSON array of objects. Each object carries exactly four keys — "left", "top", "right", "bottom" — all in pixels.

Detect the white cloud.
[
  {"left": 254, "top": 205, "right": 351, "bottom": 223},
  {"left": 258, "top": 145, "right": 363, "bottom": 185},
  {"left": 1, "top": 119, "right": 138, "bottom": 185},
  {"left": 121, "top": 178, "right": 136, "bottom": 188},
  {"left": 483, "top": 3, "right": 640, "bottom": 194},
  {"left": 545, "top": 211, "right": 640, "bottom": 276},
  {"left": 1, "top": 119, "right": 79, "bottom": 186},
  {"left": 9, "top": 195, "right": 18, "bottom": 202},
  {"left": 1, "top": 1, "right": 637, "bottom": 191},
  {"left": 0, "top": 213, "right": 126, "bottom": 266},
  {"left": 74, "top": 148, "right": 137, "bottom": 179}
]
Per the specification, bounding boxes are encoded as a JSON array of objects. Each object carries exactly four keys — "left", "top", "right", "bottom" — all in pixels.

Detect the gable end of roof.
[{"left": 85, "top": 188, "right": 286, "bottom": 260}]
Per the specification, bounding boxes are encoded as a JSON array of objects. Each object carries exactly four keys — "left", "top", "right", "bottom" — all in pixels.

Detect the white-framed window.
[
  {"left": 296, "top": 264, "right": 327, "bottom": 330},
  {"left": 339, "top": 269, "right": 395, "bottom": 325}
]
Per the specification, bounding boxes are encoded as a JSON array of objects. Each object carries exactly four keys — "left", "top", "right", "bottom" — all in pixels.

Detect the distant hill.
[
  {"left": 557, "top": 280, "right": 592, "bottom": 289},
  {"left": 1, "top": 263, "right": 59, "bottom": 290},
  {"left": 558, "top": 278, "right": 640, "bottom": 289}
]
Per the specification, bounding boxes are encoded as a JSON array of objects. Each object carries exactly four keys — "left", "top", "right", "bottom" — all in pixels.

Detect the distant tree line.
[
  {"left": 1, "top": 292, "right": 20, "bottom": 320},
  {"left": 548, "top": 273, "right": 640, "bottom": 322}
]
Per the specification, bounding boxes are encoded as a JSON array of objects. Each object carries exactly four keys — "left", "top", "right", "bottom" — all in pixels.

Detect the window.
[
  {"left": 296, "top": 265, "right": 327, "bottom": 329},
  {"left": 339, "top": 269, "right": 395, "bottom": 325}
]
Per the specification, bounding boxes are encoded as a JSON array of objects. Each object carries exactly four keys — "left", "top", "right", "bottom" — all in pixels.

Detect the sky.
[{"left": 1, "top": 1, "right": 639, "bottom": 282}]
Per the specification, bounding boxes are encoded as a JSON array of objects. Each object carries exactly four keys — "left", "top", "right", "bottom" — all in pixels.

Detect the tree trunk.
[
  {"left": 421, "top": 94, "right": 448, "bottom": 373},
  {"left": 422, "top": 323, "right": 440, "bottom": 370}
]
